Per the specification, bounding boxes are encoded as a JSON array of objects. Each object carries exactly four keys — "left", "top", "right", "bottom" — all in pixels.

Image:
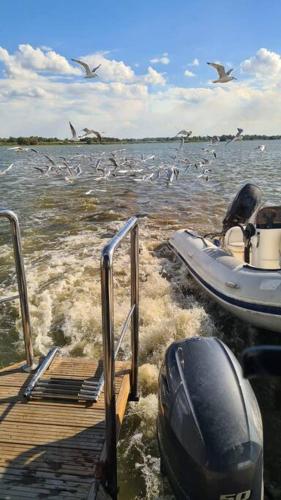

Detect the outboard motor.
[
  {"left": 223, "top": 183, "right": 262, "bottom": 233},
  {"left": 157, "top": 337, "right": 263, "bottom": 500}
]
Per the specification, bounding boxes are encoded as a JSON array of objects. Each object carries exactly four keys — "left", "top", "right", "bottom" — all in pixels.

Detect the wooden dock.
[{"left": 0, "top": 356, "right": 131, "bottom": 499}]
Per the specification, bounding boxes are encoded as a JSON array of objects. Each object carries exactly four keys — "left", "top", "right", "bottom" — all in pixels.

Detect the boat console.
[
  {"left": 251, "top": 206, "right": 281, "bottom": 269},
  {"left": 223, "top": 185, "right": 281, "bottom": 269}
]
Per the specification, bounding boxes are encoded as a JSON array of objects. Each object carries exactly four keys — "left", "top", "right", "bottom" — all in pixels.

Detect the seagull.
[
  {"left": 69, "top": 121, "right": 80, "bottom": 141},
  {"left": 166, "top": 166, "right": 179, "bottom": 184},
  {"left": 198, "top": 173, "right": 209, "bottom": 181},
  {"left": 209, "top": 136, "right": 220, "bottom": 145},
  {"left": 0, "top": 163, "right": 14, "bottom": 175},
  {"left": 226, "top": 128, "right": 243, "bottom": 145},
  {"left": 71, "top": 59, "right": 101, "bottom": 78},
  {"left": 207, "top": 62, "right": 237, "bottom": 83},
  {"left": 257, "top": 144, "right": 266, "bottom": 152},
  {"left": 43, "top": 154, "right": 57, "bottom": 166},
  {"left": 81, "top": 128, "right": 102, "bottom": 142},
  {"left": 176, "top": 130, "right": 192, "bottom": 137},
  {"left": 141, "top": 154, "right": 155, "bottom": 162},
  {"left": 7, "top": 146, "right": 39, "bottom": 153},
  {"left": 108, "top": 157, "right": 121, "bottom": 171}
]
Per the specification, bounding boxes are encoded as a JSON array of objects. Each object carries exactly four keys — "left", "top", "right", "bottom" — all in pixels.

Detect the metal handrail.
[
  {"left": 100, "top": 216, "right": 139, "bottom": 499},
  {"left": 0, "top": 209, "right": 35, "bottom": 370}
]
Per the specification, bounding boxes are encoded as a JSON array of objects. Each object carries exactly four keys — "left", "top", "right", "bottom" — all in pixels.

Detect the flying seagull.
[
  {"left": 226, "top": 128, "right": 243, "bottom": 145},
  {"left": 69, "top": 121, "right": 79, "bottom": 141},
  {"left": 176, "top": 130, "right": 192, "bottom": 137},
  {"left": 0, "top": 163, "right": 14, "bottom": 176},
  {"left": 71, "top": 59, "right": 101, "bottom": 78},
  {"left": 207, "top": 62, "right": 237, "bottom": 83},
  {"left": 7, "top": 146, "right": 38, "bottom": 153},
  {"left": 82, "top": 128, "right": 102, "bottom": 142}
]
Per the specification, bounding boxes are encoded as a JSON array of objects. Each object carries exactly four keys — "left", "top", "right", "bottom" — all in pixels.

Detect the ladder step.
[
  {"left": 36, "top": 382, "right": 82, "bottom": 390},
  {"left": 31, "top": 392, "right": 81, "bottom": 400},
  {"left": 25, "top": 349, "right": 103, "bottom": 403},
  {"left": 38, "top": 378, "right": 83, "bottom": 385},
  {"left": 30, "top": 377, "right": 102, "bottom": 402}
]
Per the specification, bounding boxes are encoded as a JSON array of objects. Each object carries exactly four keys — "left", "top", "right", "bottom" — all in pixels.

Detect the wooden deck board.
[{"left": 0, "top": 357, "right": 131, "bottom": 499}]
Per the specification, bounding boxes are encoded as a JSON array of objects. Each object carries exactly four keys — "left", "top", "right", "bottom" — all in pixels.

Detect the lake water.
[{"left": 0, "top": 140, "right": 280, "bottom": 499}]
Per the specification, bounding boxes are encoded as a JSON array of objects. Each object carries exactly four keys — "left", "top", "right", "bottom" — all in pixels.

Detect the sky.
[{"left": 1, "top": 0, "right": 281, "bottom": 138}]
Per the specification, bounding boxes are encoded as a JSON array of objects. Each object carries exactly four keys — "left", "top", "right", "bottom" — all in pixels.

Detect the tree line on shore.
[{"left": 0, "top": 134, "right": 281, "bottom": 146}]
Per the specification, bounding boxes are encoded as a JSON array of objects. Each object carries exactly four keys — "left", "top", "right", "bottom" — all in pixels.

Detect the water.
[{"left": 0, "top": 140, "right": 281, "bottom": 499}]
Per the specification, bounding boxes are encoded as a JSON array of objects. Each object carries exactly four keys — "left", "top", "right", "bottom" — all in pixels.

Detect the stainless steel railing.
[
  {"left": 100, "top": 216, "right": 139, "bottom": 498},
  {"left": 0, "top": 209, "right": 35, "bottom": 370}
]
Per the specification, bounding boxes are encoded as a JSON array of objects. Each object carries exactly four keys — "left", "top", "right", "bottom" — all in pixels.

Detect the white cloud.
[
  {"left": 0, "top": 44, "right": 79, "bottom": 77},
  {"left": 144, "top": 66, "right": 166, "bottom": 85},
  {"left": 1, "top": 44, "right": 281, "bottom": 138},
  {"left": 241, "top": 48, "right": 281, "bottom": 82},
  {"left": 184, "top": 69, "right": 195, "bottom": 78},
  {"left": 188, "top": 58, "right": 199, "bottom": 67},
  {"left": 80, "top": 52, "right": 136, "bottom": 82},
  {"left": 150, "top": 53, "right": 170, "bottom": 65}
]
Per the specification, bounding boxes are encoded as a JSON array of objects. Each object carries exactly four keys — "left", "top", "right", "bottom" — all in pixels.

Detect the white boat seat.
[{"left": 224, "top": 226, "right": 245, "bottom": 262}]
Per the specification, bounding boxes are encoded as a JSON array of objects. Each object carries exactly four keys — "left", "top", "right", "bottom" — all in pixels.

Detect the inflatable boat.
[{"left": 170, "top": 184, "right": 281, "bottom": 332}]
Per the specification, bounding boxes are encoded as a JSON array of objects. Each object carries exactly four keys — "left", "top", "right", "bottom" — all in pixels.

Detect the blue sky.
[{"left": 1, "top": 0, "right": 281, "bottom": 137}]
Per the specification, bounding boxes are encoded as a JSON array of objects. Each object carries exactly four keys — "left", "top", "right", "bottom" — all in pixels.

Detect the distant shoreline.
[{"left": 0, "top": 135, "right": 281, "bottom": 147}]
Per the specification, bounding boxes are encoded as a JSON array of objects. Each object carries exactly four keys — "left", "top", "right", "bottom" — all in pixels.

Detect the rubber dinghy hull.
[{"left": 169, "top": 229, "right": 281, "bottom": 333}]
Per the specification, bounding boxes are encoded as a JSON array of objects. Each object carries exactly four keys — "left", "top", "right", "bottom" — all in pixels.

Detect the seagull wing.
[
  {"left": 0, "top": 163, "right": 14, "bottom": 175},
  {"left": 93, "top": 131, "right": 102, "bottom": 142},
  {"left": 34, "top": 166, "right": 45, "bottom": 174},
  {"left": 71, "top": 58, "right": 92, "bottom": 76},
  {"left": 69, "top": 121, "right": 77, "bottom": 139},
  {"left": 108, "top": 157, "right": 119, "bottom": 168},
  {"left": 92, "top": 64, "right": 101, "bottom": 73},
  {"left": 207, "top": 62, "right": 226, "bottom": 78},
  {"left": 226, "top": 68, "right": 234, "bottom": 75},
  {"left": 43, "top": 154, "right": 56, "bottom": 166}
]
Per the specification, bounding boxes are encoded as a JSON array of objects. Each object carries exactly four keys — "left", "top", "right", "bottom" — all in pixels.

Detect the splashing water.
[{"left": 1, "top": 141, "right": 281, "bottom": 498}]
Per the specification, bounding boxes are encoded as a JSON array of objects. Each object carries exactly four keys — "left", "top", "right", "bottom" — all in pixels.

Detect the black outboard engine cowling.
[
  {"left": 157, "top": 337, "right": 263, "bottom": 500},
  {"left": 223, "top": 183, "right": 262, "bottom": 233}
]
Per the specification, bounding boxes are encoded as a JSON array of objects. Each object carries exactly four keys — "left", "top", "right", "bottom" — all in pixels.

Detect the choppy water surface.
[{"left": 0, "top": 140, "right": 281, "bottom": 499}]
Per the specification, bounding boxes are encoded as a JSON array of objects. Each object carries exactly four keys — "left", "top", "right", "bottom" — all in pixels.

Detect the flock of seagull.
[
  {"left": 0, "top": 127, "right": 267, "bottom": 192},
  {"left": 1, "top": 139, "right": 213, "bottom": 187}
]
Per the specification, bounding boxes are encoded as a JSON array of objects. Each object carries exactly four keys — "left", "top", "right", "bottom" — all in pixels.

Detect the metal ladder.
[
  {"left": 1, "top": 210, "right": 140, "bottom": 497},
  {"left": 23, "top": 216, "right": 139, "bottom": 408}
]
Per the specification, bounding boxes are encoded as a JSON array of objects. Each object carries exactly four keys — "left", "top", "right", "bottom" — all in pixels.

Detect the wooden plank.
[
  {"left": 0, "top": 472, "right": 93, "bottom": 499},
  {"left": 0, "top": 404, "right": 106, "bottom": 427},
  {"left": 0, "top": 356, "right": 131, "bottom": 499},
  {"left": 0, "top": 466, "right": 93, "bottom": 483},
  {"left": 0, "top": 443, "right": 99, "bottom": 467}
]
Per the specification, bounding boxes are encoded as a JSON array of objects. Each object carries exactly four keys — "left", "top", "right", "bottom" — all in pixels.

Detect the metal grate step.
[
  {"left": 30, "top": 377, "right": 103, "bottom": 402},
  {"left": 24, "top": 348, "right": 104, "bottom": 403}
]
